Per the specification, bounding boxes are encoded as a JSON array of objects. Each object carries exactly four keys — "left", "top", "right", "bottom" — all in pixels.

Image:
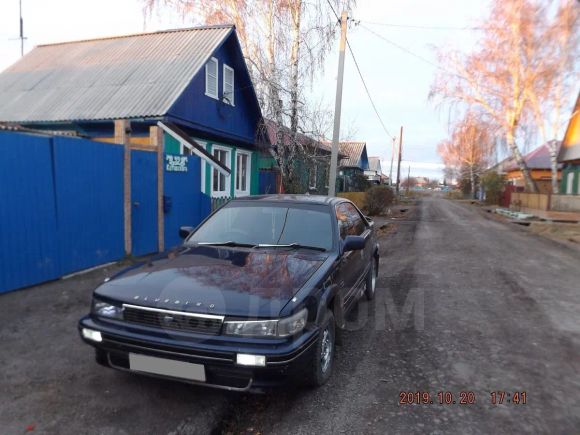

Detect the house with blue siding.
[
  {"left": 337, "top": 141, "right": 370, "bottom": 192},
  {"left": 0, "top": 25, "right": 264, "bottom": 199}
]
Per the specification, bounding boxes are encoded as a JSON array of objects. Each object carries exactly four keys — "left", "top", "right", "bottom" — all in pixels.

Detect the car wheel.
[
  {"left": 365, "top": 258, "right": 377, "bottom": 300},
  {"left": 305, "top": 310, "right": 335, "bottom": 387}
]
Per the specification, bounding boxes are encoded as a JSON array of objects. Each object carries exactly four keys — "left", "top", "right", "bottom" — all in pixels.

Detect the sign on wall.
[{"left": 166, "top": 155, "right": 188, "bottom": 172}]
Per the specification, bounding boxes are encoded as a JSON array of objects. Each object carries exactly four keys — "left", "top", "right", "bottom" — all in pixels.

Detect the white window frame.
[
  {"left": 211, "top": 145, "right": 231, "bottom": 198},
  {"left": 235, "top": 150, "right": 251, "bottom": 197},
  {"left": 567, "top": 171, "right": 574, "bottom": 194},
  {"left": 309, "top": 164, "right": 317, "bottom": 189},
  {"left": 223, "top": 64, "right": 235, "bottom": 106},
  {"left": 205, "top": 57, "right": 219, "bottom": 100},
  {"left": 180, "top": 141, "right": 194, "bottom": 155},
  {"left": 195, "top": 140, "right": 207, "bottom": 194}
]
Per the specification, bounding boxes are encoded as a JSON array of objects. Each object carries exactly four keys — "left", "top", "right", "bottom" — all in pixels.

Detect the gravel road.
[{"left": 1, "top": 196, "right": 579, "bottom": 434}]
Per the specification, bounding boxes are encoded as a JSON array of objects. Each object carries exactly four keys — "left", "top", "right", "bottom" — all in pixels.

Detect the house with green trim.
[
  {"left": 0, "top": 25, "right": 265, "bottom": 202},
  {"left": 337, "top": 141, "right": 370, "bottom": 192},
  {"left": 263, "top": 120, "right": 343, "bottom": 194},
  {"left": 559, "top": 93, "right": 580, "bottom": 195}
]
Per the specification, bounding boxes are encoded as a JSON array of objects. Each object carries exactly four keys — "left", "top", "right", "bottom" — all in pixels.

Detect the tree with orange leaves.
[
  {"left": 431, "top": 0, "right": 578, "bottom": 193},
  {"left": 437, "top": 112, "right": 494, "bottom": 198}
]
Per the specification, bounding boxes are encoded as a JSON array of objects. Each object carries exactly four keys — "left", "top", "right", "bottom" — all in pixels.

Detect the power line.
[
  {"left": 361, "top": 24, "right": 443, "bottom": 71},
  {"left": 325, "top": 0, "right": 340, "bottom": 21},
  {"left": 362, "top": 19, "right": 568, "bottom": 31},
  {"left": 326, "top": 2, "right": 394, "bottom": 142},
  {"left": 345, "top": 37, "right": 394, "bottom": 140},
  {"left": 362, "top": 20, "right": 484, "bottom": 31}
]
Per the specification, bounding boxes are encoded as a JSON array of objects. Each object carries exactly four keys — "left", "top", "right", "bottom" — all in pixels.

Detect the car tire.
[
  {"left": 365, "top": 258, "right": 377, "bottom": 300},
  {"left": 305, "top": 310, "right": 335, "bottom": 387}
]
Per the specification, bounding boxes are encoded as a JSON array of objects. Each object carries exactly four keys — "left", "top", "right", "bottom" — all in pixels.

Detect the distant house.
[
  {"left": 414, "top": 177, "right": 429, "bottom": 188},
  {"left": 337, "top": 141, "right": 369, "bottom": 192},
  {"left": 0, "top": 25, "right": 264, "bottom": 199},
  {"left": 504, "top": 141, "right": 562, "bottom": 193},
  {"left": 558, "top": 93, "right": 580, "bottom": 195},
  {"left": 365, "top": 157, "right": 388, "bottom": 185},
  {"left": 263, "top": 120, "right": 344, "bottom": 194}
]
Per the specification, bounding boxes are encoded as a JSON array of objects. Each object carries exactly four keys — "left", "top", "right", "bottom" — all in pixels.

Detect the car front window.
[{"left": 187, "top": 204, "right": 334, "bottom": 251}]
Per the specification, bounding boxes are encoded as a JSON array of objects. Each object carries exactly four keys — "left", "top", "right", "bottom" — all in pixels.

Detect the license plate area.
[{"left": 129, "top": 353, "right": 206, "bottom": 382}]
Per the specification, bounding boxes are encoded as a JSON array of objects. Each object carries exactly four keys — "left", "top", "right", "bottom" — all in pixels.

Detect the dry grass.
[{"left": 527, "top": 222, "right": 580, "bottom": 245}]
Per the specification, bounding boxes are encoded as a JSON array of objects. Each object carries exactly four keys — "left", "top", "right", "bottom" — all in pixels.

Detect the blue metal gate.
[
  {"left": 0, "top": 132, "right": 60, "bottom": 292},
  {"left": 131, "top": 150, "right": 158, "bottom": 257},
  {"left": 163, "top": 154, "right": 211, "bottom": 250},
  {"left": 0, "top": 132, "right": 125, "bottom": 293},
  {"left": 258, "top": 170, "right": 278, "bottom": 194},
  {"left": 54, "top": 136, "right": 125, "bottom": 272}
]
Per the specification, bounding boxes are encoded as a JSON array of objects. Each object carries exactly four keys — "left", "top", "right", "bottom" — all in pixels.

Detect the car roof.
[{"left": 230, "top": 194, "right": 347, "bottom": 206}]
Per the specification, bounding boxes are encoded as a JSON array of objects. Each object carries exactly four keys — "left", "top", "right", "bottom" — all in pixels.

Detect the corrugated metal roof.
[
  {"left": 0, "top": 26, "right": 233, "bottom": 123},
  {"left": 339, "top": 141, "right": 366, "bottom": 168},
  {"left": 506, "top": 141, "right": 562, "bottom": 172},
  {"left": 368, "top": 156, "right": 382, "bottom": 173}
]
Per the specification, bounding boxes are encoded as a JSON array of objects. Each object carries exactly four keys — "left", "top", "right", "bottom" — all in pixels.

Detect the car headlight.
[
  {"left": 224, "top": 308, "right": 308, "bottom": 338},
  {"left": 277, "top": 308, "right": 308, "bottom": 337},
  {"left": 92, "top": 299, "right": 124, "bottom": 320}
]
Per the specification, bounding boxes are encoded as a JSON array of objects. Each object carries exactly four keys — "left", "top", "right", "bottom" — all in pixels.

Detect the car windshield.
[{"left": 187, "top": 204, "right": 333, "bottom": 251}]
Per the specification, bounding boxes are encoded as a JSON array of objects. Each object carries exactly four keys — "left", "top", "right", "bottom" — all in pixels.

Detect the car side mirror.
[
  {"left": 342, "top": 235, "right": 366, "bottom": 252},
  {"left": 179, "top": 226, "right": 195, "bottom": 239}
]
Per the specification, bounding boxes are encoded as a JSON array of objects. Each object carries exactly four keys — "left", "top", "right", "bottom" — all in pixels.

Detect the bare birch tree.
[
  {"left": 527, "top": 0, "right": 579, "bottom": 193},
  {"left": 430, "top": 0, "right": 573, "bottom": 193},
  {"left": 437, "top": 112, "right": 495, "bottom": 198},
  {"left": 142, "top": 0, "right": 356, "bottom": 192}
]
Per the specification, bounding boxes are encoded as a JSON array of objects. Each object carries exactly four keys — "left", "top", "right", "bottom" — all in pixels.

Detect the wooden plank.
[
  {"left": 115, "top": 120, "right": 132, "bottom": 255},
  {"left": 151, "top": 126, "right": 165, "bottom": 253}
]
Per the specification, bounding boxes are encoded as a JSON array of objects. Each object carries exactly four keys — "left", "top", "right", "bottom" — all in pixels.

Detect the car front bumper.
[{"left": 78, "top": 316, "right": 319, "bottom": 392}]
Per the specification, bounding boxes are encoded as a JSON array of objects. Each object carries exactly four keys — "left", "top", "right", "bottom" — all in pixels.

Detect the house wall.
[
  {"left": 167, "top": 34, "right": 260, "bottom": 148},
  {"left": 164, "top": 132, "right": 258, "bottom": 198},
  {"left": 561, "top": 164, "right": 580, "bottom": 195},
  {"left": 292, "top": 158, "right": 329, "bottom": 194},
  {"left": 551, "top": 194, "right": 580, "bottom": 212},
  {"left": 506, "top": 169, "right": 561, "bottom": 193},
  {"left": 338, "top": 167, "right": 364, "bottom": 192}
]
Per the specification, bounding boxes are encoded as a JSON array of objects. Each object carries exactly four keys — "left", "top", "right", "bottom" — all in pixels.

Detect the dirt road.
[{"left": 1, "top": 197, "right": 579, "bottom": 434}]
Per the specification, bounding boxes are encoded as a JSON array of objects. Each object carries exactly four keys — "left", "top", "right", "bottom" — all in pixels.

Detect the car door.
[{"left": 335, "top": 202, "right": 367, "bottom": 313}]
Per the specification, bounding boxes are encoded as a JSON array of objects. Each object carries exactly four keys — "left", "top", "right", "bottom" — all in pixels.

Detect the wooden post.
[
  {"left": 151, "top": 126, "right": 165, "bottom": 252},
  {"left": 115, "top": 120, "right": 132, "bottom": 255}
]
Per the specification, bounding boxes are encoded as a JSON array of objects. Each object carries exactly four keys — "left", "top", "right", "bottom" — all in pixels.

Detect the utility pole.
[
  {"left": 19, "top": 0, "right": 25, "bottom": 56},
  {"left": 389, "top": 135, "right": 396, "bottom": 186},
  {"left": 328, "top": 10, "right": 348, "bottom": 197},
  {"left": 10, "top": 0, "right": 26, "bottom": 56},
  {"left": 395, "top": 126, "right": 403, "bottom": 196}
]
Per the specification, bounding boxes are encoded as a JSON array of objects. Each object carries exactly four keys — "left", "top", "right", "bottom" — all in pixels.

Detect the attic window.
[
  {"left": 223, "top": 64, "right": 234, "bottom": 106},
  {"left": 205, "top": 57, "right": 218, "bottom": 99}
]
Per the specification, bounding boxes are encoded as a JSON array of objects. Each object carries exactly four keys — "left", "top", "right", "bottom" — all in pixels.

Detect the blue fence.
[
  {"left": 0, "top": 132, "right": 125, "bottom": 293},
  {"left": 258, "top": 170, "right": 278, "bottom": 194},
  {"left": 0, "top": 132, "right": 216, "bottom": 294},
  {"left": 163, "top": 154, "right": 211, "bottom": 250},
  {"left": 131, "top": 151, "right": 158, "bottom": 256}
]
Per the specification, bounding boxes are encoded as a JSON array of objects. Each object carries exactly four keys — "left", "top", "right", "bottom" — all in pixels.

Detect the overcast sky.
[{"left": 0, "top": 0, "right": 492, "bottom": 181}]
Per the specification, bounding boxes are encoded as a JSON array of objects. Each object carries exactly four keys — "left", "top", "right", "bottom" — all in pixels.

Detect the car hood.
[{"left": 94, "top": 245, "right": 328, "bottom": 317}]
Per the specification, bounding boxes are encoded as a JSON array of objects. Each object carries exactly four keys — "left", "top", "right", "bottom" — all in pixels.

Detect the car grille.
[{"left": 122, "top": 304, "right": 224, "bottom": 335}]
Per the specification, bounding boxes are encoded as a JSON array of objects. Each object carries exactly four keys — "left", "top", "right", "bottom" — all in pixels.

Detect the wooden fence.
[{"left": 510, "top": 192, "right": 550, "bottom": 211}]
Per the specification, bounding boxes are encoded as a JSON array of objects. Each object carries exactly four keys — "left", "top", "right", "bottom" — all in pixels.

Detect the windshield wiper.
[
  {"left": 255, "top": 243, "right": 327, "bottom": 252},
  {"left": 195, "top": 241, "right": 255, "bottom": 248}
]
